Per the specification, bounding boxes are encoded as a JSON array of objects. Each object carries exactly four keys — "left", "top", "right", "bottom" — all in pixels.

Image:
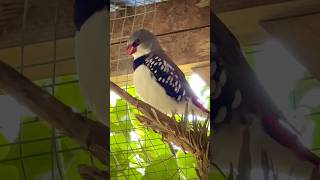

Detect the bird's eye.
[{"left": 132, "top": 39, "right": 141, "bottom": 47}]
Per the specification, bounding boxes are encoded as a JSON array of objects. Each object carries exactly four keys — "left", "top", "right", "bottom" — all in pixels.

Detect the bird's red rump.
[
  {"left": 191, "top": 96, "right": 209, "bottom": 114},
  {"left": 262, "top": 115, "right": 320, "bottom": 165}
]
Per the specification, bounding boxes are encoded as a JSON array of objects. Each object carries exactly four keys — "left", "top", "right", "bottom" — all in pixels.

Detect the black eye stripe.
[
  {"left": 132, "top": 39, "right": 141, "bottom": 47},
  {"left": 132, "top": 41, "right": 139, "bottom": 47}
]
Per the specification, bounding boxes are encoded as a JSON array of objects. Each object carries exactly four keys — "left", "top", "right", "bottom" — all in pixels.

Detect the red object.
[
  {"left": 127, "top": 44, "right": 137, "bottom": 55},
  {"left": 262, "top": 115, "right": 320, "bottom": 166},
  {"left": 191, "top": 96, "right": 210, "bottom": 114}
]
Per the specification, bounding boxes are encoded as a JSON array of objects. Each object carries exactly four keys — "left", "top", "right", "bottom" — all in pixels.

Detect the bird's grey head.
[{"left": 127, "top": 29, "right": 161, "bottom": 59}]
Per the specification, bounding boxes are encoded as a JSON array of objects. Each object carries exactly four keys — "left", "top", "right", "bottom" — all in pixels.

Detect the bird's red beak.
[{"left": 127, "top": 44, "right": 137, "bottom": 55}]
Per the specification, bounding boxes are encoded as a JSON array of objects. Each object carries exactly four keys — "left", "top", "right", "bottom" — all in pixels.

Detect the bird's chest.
[
  {"left": 133, "top": 65, "right": 164, "bottom": 100},
  {"left": 133, "top": 65, "right": 180, "bottom": 113}
]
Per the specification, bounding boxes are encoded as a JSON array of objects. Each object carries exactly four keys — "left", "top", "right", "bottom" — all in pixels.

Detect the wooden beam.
[
  {"left": 0, "top": 0, "right": 300, "bottom": 50},
  {"left": 261, "top": 13, "right": 320, "bottom": 81},
  {"left": 0, "top": 25, "right": 209, "bottom": 81},
  {"left": 2, "top": 0, "right": 318, "bottom": 50},
  {"left": 216, "top": 0, "right": 320, "bottom": 45},
  {"left": 110, "top": 0, "right": 209, "bottom": 43},
  {"left": 0, "top": 0, "right": 75, "bottom": 49},
  {"left": 111, "top": 26, "right": 210, "bottom": 76},
  {"left": 0, "top": 0, "right": 210, "bottom": 49},
  {"left": 0, "top": 0, "right": 210, "bottom": 81},
  {"left": 110, "top": 0, "right": 210, "bottom": 78},
  {"left": 214, "top": 0, "right": 292, "bottom": 13}
]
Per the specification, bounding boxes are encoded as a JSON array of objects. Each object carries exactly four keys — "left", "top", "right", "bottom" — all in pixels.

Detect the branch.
[
  {"left": 0, "top": 61, "right": 109, "bottom": 168},
  {"left": 110, "top": 81, "right": 210, "bottom": 179}
]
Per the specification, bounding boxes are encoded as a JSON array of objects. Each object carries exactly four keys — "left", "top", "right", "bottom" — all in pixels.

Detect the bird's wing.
[
  {"left": 74, "top": 0, "right": 108, "bottom": 126},
  {"left": 211, "top": 50, "right": 241, "bottom": 123},
  {"left": 142, "top": 54, "right": 189, "bottom": 102},
  {"left": 141, "top": 53, "right": 209, "bottom": 114}
]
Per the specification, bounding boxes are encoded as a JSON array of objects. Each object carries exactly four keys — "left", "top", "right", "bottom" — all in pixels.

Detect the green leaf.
[
  {"left": 244, "top": 47, "right": 256, "bottom": 69},
  {"left": 64, "top": 149, "right": 93, "bottom": 180},
  {"left": 142, "top": 154, "right": 179, "bottom": 180},
  {"left": 0, "top": 165, "right": 19, "bottom": 180},
  {"left": 140, "top": 131, "right": 172, "bottom": 161},
  {"left": 0, "top": 133, "right": 10, "bottom": 160},
  {"left": 176, "top": 150, "right": 197, "bottom": 179},
  {"left": 21, "top": 120, "right": 52, "bottom": 141},
  {"left": 54, "top": 75, "right": 85, "bottom": 112}
]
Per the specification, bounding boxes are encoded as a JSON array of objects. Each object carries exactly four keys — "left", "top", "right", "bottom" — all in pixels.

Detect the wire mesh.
[
  {"left": 110, "top": 0, "right": 202, "bottom": 179},
  {"left": 0, "top": 0, "right": 210, "bottom": 179},
  {"left": 0, "top": 0, "right": 103, "bottom": 179}
]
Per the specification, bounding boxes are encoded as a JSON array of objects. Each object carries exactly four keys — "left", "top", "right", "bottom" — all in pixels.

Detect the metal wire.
[
  {"left": 0, "top": 0, "right": 99, "bottom": 179},
  {"left": 110, "top": 1, "right": 198, "bottom": 179},
  {"left": 18, "top": 0, "right": 29, "bottom": 179},
  {"left": 51, "top": 1, "right": 64, "bottom": 179},
  {"left": 0, "top": 0, "right": 199, "bottom": 179}
]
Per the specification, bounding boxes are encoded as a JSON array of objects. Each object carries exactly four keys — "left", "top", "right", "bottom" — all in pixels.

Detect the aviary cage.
[
  {"left": 0, "top": 0, "right": 106, "bottom": 179},
  {"left": 0, "top": 0, "right": 211, "bottom": 179},
  {"left": 109, "top": 0, "right": 210, "bottom": 179}
]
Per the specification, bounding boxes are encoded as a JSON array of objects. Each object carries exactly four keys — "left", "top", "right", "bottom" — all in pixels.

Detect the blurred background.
[
  {"left": 214, "top": 0, "right": 320, "bottom": 178},
  {"left": 0, "top": 0, "right": 319, "bottom": 179}
]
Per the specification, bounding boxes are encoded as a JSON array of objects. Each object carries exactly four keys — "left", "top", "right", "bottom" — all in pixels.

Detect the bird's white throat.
[
  {"left": 132, "top": 50, "right": 149, "bottom": 60},
  {"left": 132, "top": 42, "right": 162, "bottom": 60}
]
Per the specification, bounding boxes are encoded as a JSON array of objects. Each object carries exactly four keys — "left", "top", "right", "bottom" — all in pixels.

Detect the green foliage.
[
  {"left": 142, "top": 154, "right": 179, "bottom": 180},
  {"left": 0, "top": 75, "right": 105, "bottom": 179},
  {"left": 0, "top": 72, "right": 209, "bottom": 179},
  {"left": 0, "top": 164, "right": 19, "bottom": 180},
  {"left": 243, "top": 47, "right": 256, "bottom": 69},
  {"left": 176, "top": 150, "right": 197, "bottom": 179},
  {"left": 0, "top": 134, "right": 10, "bottom": 160}
]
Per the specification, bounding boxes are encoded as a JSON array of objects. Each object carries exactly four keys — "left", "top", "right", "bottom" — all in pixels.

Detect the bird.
[
  {"left": 212, "top": 14, "right": 320, "bottom": 179},
  {"left": 73, "top": 0, "right": 108, "bottom": 126},
  {"left": 127, "top": 29, "right": 209, "bottom": 118}
]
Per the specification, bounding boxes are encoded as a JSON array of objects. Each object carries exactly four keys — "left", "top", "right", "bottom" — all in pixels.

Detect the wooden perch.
[
  {"left": 0, "top": 60, "right": 109, "bottom": 176},
  {"left": 110, "top": 81, "right": 210, "bottom": 179}
]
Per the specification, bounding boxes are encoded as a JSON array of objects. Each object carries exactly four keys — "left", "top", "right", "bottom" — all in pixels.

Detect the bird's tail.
[
  {"left": 187, "top": 96, "right": 210, "bottom": 119},
  {"left": 262, "top": 115, "right": 320, "bottom": 166},
  {"left": 191, "top": 96, "right": 209, "bottom": 113}
]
